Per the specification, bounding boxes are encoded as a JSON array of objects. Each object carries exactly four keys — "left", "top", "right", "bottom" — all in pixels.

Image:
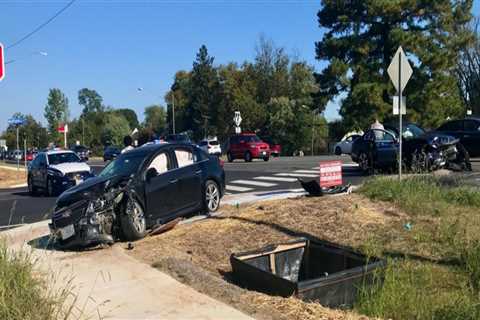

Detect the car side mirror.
[{"left": 146, "top": 167, "right": 158, "bottom": 182}]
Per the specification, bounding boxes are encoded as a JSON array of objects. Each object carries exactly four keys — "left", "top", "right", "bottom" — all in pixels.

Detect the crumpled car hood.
[
  {"left": 56, "top": 175, "right": 111, "bottom": 208},
  {"left": 421, "top": 131, "right": 459, "bottom": 146}
]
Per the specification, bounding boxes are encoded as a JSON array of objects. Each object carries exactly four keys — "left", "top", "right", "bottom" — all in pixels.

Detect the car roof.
[
  {"left": 43, "top": 149, "right": 76, "bottom": 155},
  {"left": 122, "top": 143, "right": 198, "bottom": 156}
]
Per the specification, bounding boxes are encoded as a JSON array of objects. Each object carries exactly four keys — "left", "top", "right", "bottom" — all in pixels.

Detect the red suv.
[{"left": 227, "top": 133, "right": 271, "bottom": 162}]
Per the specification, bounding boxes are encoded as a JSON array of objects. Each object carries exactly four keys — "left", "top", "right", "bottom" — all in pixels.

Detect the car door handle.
[
  {"left": 195, "top": 170, "right": 202, "bottom": 175},
  {"left": 169, "top": 179, "right": 178, "bottom": 184}
]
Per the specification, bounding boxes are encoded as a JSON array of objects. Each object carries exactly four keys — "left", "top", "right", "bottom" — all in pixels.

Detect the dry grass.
[
  {"left": 0, "top": 167, "right": 26, "bottom": 188},
  {"left": 129, "top": 194, "right": 403, "bottom": 320}
]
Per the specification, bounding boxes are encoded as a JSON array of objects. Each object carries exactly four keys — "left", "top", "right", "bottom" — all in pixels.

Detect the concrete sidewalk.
[{"left": 3, "top": 221, "right": 251, "bottom": 320}]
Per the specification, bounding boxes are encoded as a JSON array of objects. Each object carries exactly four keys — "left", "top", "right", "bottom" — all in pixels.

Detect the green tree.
[
  {"left": 101, "top": 112, "right": 131, "bottom": 146},
  {"left": 1, "top": 113, "right": 48, "bottom": 150},
  {"left": 78, "top": 88, "right": 106, "bottom": 148},
  {"left": 44, "top": 88, "right": 69, "bottom": 144},
  {"left": 144, "top": 105, "right": 167, "bottom": 135},
  {"left": 114, "top": 108, "right": 139, "bottom": 130},
  {"left": 78, "top": 88, "right": 104, "bottom": 114},
  {"left": 315, "top": 0, "right": 473, "bottom": 130},
  {"left": 188, "top": 45, "right": 221, "bottom": 140}
]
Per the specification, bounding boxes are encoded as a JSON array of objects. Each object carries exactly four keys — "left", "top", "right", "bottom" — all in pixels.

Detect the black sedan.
[
  {"left": 435, "top": 118, "right": 480, "bottom": 157},
  {"left": 351, "top": 124, "right": 470, "bottom": 173},
  {"left": 49, "top": 143, "right": 225, "bottom": 248}
]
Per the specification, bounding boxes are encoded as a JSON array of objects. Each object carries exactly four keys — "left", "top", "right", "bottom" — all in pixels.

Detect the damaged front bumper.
[{"left": 49, "top": 199, "right": 114, "bottom": 249}]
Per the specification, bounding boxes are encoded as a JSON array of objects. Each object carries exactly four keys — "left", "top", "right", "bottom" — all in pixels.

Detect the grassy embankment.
[{"left": 357, "top": 176, "right": 480, "bottom": 319}]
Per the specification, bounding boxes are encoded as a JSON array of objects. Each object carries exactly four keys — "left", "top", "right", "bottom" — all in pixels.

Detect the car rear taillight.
[{"left": 249, "top": 144, "right": 257, "bottom": 148}]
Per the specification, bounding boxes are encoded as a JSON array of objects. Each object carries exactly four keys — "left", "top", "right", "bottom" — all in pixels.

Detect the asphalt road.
[{"left": 2, "top": 155, "right": 478, "bottom": 227}]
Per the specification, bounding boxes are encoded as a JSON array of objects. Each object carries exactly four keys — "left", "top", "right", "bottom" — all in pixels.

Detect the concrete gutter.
[{"left": 2, "top": 221, "right": 252, "bottom": 319}]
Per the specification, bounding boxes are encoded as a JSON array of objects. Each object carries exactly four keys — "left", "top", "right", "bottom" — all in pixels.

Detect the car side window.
[
  {"left": 174, "top": 148, "right": 195, "bottom": 167},
  {"left": 439, "top": 120, "right": 462, "bottom": 131},
  {"left": 464, "top": 120, "right": 480, "bottom": 132},
  {"left": 147, "top": 152, "right": 170, "bottom": 175},
  {"left": 38, "top": 154, "right": 46, "bottom": 167}
]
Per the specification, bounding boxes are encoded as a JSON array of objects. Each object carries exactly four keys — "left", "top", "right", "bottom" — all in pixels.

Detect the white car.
[
  {"left": 199, "top": 138, "right": 222, "bottom": 155},
  {"left": 334, "top": 134, "right": 362, "bottom": 155}
]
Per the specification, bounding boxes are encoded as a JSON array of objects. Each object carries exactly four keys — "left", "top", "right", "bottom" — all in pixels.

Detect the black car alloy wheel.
[
  {"left": 359, "top": 152, "right": 370, "bottom": 173},
  {"left": 205, "top": 180, "right": 220, "bottom": 213},
  {"left": 121, "top": 197, "right": 147, "bottom": 241}
]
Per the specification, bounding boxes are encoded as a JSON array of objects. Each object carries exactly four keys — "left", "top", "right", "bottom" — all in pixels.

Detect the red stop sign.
[{"left": 0, "top": 43, "right": 4, "bottom": 81}]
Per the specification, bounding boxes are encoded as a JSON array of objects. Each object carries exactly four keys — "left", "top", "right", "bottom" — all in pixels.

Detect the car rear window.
[{"left": 209, "top": 140, "right": 219, "bottom": 145}]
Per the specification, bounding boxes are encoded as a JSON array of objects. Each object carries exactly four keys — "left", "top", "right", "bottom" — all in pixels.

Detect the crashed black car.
[
  {"left": 351, "top": 123, "right": 471, "bottom": 173},
  {"left": 49, "top": 143, "right": 225, "bottom": 248}
]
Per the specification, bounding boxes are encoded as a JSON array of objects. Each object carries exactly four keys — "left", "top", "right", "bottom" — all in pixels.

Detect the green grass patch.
[
  {"left": 0, "top": 242, "right": 75, "bottom": 320},
  {"left": 356, "top": 176, "right": 480, "bottom": 319}
]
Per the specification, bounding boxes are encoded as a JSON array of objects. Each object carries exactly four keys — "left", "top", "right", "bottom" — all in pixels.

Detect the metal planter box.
[{"left": 230, "top": 238, "right": 386, "bottom": 308}]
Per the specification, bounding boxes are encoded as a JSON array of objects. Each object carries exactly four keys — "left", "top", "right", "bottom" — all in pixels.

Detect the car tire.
[
  {"left": 263, "top": 157, "right": 269, "bottom": 162},
  {"left": 358, "top": 152, "right": 372, "bottom": 175},
  {"left": 46, "top": 178, "right": 56, "bottom": 197},
  {"left": 244, "top": 151, "right": 252, "bottom": 162},
  {"left": 204, "top": 180, "right": 220, "bottom": 213},
  {"left": 335, "top": 146, "right": 342, "bottom": 155},
  {"left": 227, "top": 152, "right": 234, "bottom": 162},
  {"left": 28, "top": 176, "right": 37, "bottom": 196},
  {"left": 120, "top": 197, "right": 147, "bottom": 241},
  {"left": 411, "top": 148, "right": 428, "bottom": 173}
]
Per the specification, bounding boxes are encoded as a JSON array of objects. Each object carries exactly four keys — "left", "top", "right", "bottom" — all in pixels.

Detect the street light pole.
[{"left": 172, "top": 93, "right": 176, "bottom": 134}]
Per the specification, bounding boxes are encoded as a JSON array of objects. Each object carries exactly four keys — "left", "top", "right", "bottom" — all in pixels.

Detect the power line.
[{"left": 6, "top": 0, "right": 76, "bottom": 50}]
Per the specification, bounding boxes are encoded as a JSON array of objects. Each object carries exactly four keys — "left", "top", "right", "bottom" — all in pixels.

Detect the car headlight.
[{"left": 86, "top": 198, "right": 106, "bottom": 215}]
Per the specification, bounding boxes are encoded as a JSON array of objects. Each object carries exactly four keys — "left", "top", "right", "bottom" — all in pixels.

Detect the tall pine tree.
[{"left": 315, "top": 0, "right": 473, "bottom": 130}]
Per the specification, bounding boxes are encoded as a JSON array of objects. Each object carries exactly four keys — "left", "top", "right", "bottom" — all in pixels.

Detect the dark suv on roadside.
[
  {"left": 227, "top": 133, "right": 271, "bottom": 162},
  {"left": 435, "top": 118, "right": 480, "bottom": 157}
]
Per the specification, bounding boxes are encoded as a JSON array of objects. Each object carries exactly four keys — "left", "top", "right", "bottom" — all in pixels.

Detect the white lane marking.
[
  {"left": 254, "top": 176, "right": 298, "bottom": 182},
  {"left": 289, "top": 188, "right": 306, "bottom": 192},
  {"left": 230, "top": 180, "right": 277, "bottom": 187},
  {"left": 275, "top": 173, "right": 318, "bottom": 178},
  {"left": 225, "top": 192, "right": 233, "bottom": 195},
  {"left": 226, "top": 185, "right": 253, "bottom": 192},
  {"left": 294, "top": 170, "right": 319, "bottom": 174}
]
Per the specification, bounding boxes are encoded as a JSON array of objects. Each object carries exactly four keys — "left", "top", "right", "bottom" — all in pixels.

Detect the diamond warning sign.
[{"left": 319, "top": 161, "right": 342, "bottom": 188}]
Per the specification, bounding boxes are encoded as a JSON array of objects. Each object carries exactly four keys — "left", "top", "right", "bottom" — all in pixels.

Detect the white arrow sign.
[{"left": 387, "top": 46, "right": 412, "bottom": 92}]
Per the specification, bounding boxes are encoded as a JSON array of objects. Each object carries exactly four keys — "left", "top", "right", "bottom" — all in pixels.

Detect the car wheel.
[
  {"left": 358, "top": 152, "right": 371, "bottom": 175},
  {"left": 204, "top": 180, "right": 220, "bottom": 213},
  {"left": 28, "top": 176, "right": 37, "bottom": 195},
  {"left": 411, "top": 148, "right": 428, "bottom": 173},
  {"left": 46, "top": 178, "right": 55, "bottom": 197},
  {"left": 120, "top": 197, "right": 147, "bottom": 241},
  {"left": 335, "top": 146, "right": 342, "bottom": 155},
  {"left": 227, "top": 152, "right": 234, "bottom": 162},
  {"left": 244, "top": 151, "right": 252, "bottom": 162},
  {"left": 263, "top": 156, "right": 269, "bottom": 162}
]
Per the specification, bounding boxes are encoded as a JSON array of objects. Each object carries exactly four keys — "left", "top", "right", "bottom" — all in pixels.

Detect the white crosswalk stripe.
[
  {"left": 294, "top": 170, "right": 319, "bottom": 174},
  {"left": 275, "top": 173, "right": 318, "bottom": 178},
  {"left": 254, "top": 176, "right": 298, "bottom": 182},
  {"left": 230, "top": 180, "right": 277, "bottom": 187},
  {"left": 226, "top": 185, "right": 253, "bottom": 192}
]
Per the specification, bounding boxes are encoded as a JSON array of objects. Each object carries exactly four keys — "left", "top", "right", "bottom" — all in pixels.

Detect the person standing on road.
[
  {"left": 121, "top": 135, "right": 134, "bottom": 154},
  {"left": 371, "top": 118, "right": 385, "bottom": 140}
]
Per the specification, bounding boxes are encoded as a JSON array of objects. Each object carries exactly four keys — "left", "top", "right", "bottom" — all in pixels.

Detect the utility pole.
[
  {"left": 172, "top": 93, "right": 176, "bottom": 134},
  {"left": 82, "top": 118, "right": 85, "bottom": 145},
  {"left": 16, "top": 126, "right": 19, "bottom": 171}
]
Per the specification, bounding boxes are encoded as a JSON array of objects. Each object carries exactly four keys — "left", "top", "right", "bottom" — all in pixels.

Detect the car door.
[
  {"left": 230, "top": 136, "right": 239, "bottom": 157},
  {"left": 371, "top": 130, "right": 397, "bottom": 167},
  {"left": 35, "top": 154, "right": 48, "bottom": 188},
  {"left": 144, "top": 150, "right": 179, "bottom": 222},
  {"left": 462, "top": 120, "right": 480, "bottom": 157},
  {"left": 172, "top": 146, "right": 202, "bottom": 211}
]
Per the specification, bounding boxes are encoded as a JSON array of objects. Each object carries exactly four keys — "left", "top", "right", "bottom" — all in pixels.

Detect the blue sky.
[{"left": 0, "top": 0, "right": 479, "bottom": 132}]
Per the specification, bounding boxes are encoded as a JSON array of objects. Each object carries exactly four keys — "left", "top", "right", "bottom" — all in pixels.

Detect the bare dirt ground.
[
  {"left": 128, "top": 194, "right": 409, "bottom": 320},
  {"left": 0, "top": 168, "right": 26, "bottom": 188}
]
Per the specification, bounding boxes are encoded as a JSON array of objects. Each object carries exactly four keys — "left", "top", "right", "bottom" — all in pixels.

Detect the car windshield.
[
  {"left": 402, "top": 124, "right": 425, "bottom": 139},
  {"left": 98, "top": 153, "right": 145, "bottom": 178},
  {"left": 74, "top": 146, "right": 87, "bottom": 151},
  {"left": 48, "top": 152, "right": 81, "bottom": 165},
  {"left": 243, "top": 136, "right": 261, "bottom": 143}
]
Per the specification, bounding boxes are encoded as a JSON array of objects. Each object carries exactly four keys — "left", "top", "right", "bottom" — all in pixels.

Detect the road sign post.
[
  {"left": 387, "top": 46, "right": 413, "bottom": 180},
  {"left": 0, "top": 42, "right": 4, "bottom": 81}
]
